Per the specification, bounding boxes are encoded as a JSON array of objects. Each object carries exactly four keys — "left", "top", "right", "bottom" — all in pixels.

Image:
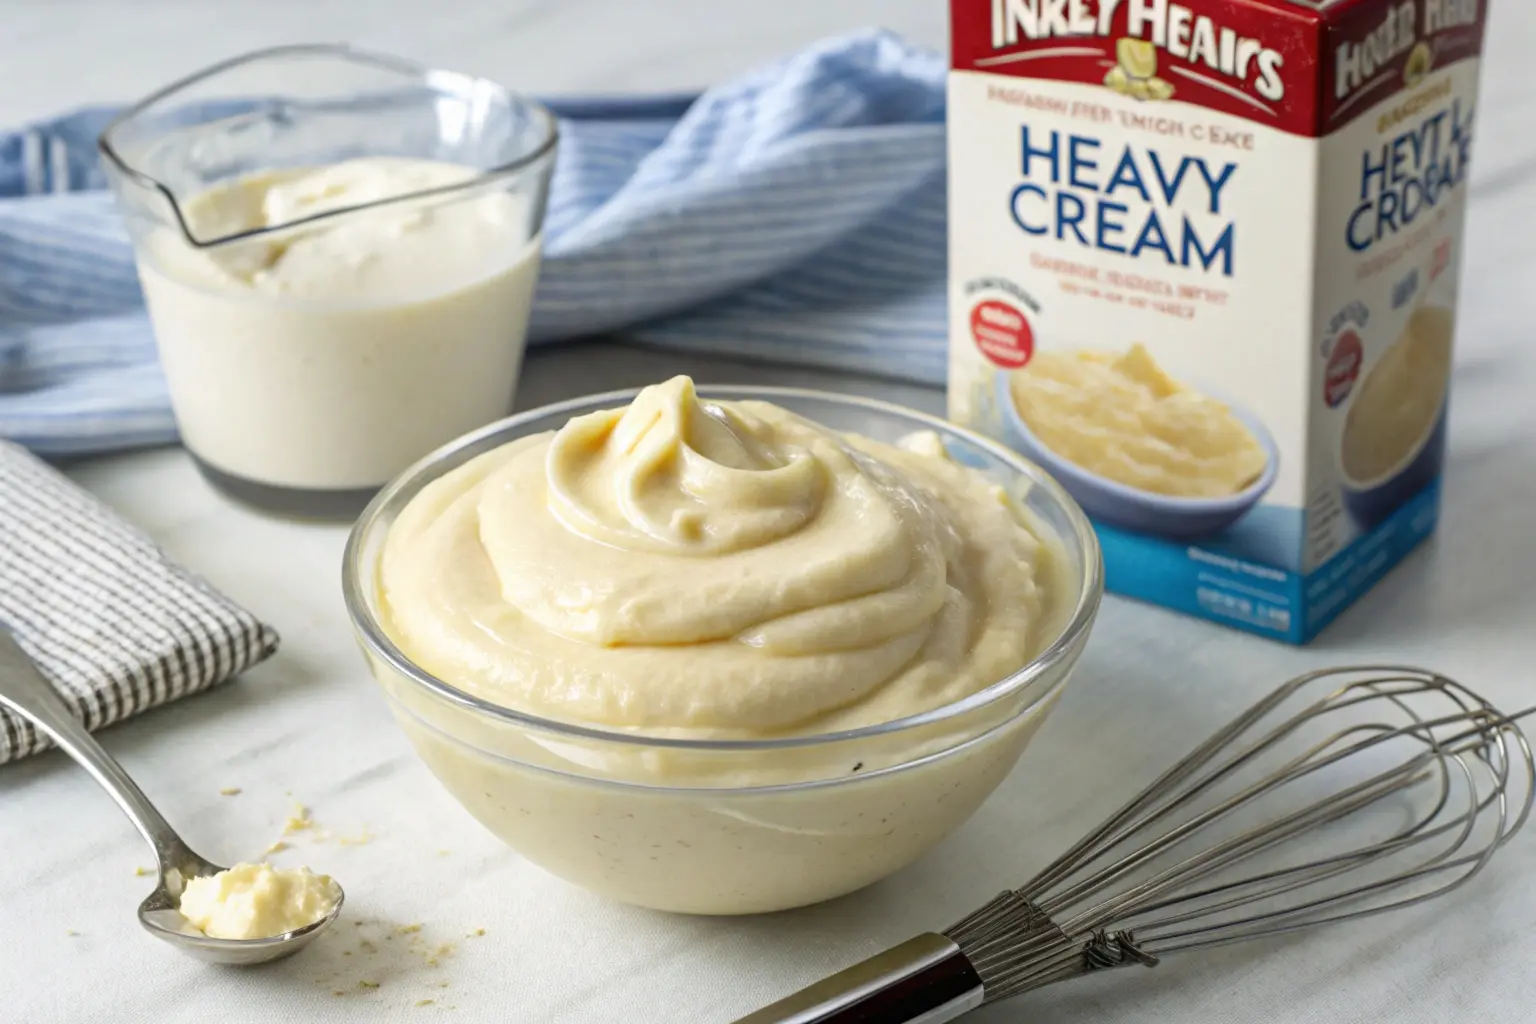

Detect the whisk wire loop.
[{"left": 942, "top": 667, "right": 1535, "bottom": 1003}]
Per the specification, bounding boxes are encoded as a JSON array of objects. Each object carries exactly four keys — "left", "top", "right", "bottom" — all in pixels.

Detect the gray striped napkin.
[{"left": 0, "top": 440, "right": 279, "bottom": 763}]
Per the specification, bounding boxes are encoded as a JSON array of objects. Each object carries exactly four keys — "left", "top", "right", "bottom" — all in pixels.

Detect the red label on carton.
[
  {"left": 951, "top": 0, "right": 1487, "bottom": 136},
  {"left": 969, "top": 299, "right": 1037, "bottom": 367},
  {"left": 1322, "top": 0, "right": 1487, "bottom": 128}
]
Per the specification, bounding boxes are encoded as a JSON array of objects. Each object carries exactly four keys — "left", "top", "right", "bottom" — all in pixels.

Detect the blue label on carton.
[{"left": 1096, "top": 478, "right": 1440, "bottom": 642}]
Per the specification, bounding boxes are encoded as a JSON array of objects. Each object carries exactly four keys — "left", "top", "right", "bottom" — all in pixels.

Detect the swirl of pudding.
[{"left": 379, "top": 377, "right": 1054, "bottom": 737}]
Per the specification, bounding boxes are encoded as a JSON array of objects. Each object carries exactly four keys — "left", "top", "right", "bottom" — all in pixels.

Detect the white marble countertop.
[{"left": 4, "top": 2, "right": 1536, "bottom": 1022}]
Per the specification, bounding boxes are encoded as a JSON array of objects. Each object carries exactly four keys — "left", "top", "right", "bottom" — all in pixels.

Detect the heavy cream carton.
[{"left": 947, "top": 0, "right": 1485, "bottom": 642}]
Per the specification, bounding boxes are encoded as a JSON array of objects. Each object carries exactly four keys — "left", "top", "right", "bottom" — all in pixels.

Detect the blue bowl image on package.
[
  {"left": 995, "top": 372, "right": 1280, "bottom": 540},
  {"left": 1336, "top": 304, "right": 1454, "bottom": 530},
  {"left": 1339, "top": 403, "right": 1447, "bottom": 530}
]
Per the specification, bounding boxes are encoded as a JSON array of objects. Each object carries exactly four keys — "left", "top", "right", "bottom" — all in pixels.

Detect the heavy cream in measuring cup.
[
  {"left": 947, "top": 0, "right": 1484, "bottom": 643},
  {"left": 137, "top": 157, "right": 542, "bottom": 503}
]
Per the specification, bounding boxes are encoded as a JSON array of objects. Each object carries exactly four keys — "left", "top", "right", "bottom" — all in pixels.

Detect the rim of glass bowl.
[
  {"left": 97, "top": 43, "right": 560, "bottom": 250},
  {"left": 342, "top": 384, "right": 1104, "bottom": 754}
]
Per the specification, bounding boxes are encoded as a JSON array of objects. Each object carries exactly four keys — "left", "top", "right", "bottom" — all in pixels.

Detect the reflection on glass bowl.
[{"left": 343, "top": 386, "right": 1103, "bottom": 915}]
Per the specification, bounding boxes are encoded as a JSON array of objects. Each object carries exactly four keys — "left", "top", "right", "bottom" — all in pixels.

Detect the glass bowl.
[{"left": 343, "top": 386, "right": 1103, "bottom": 915}]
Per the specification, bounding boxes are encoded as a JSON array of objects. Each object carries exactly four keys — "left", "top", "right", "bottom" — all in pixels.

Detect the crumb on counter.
[
  {"left": 134, "top": 866, "right": 151, "bottom": 877},
  {"left": 416, "top": 1000, "right": 435, "bottom": 1008},
  {"left": 337, "top": 826, "right": 373, "bottom": 846},
  {"left": 468, "top": 928, "right": 485, "bottom": 938},
  {"left": 283, "top": 802, "right": 313, "bottom": 834},
  {"left": 219, "top": 787, "right": 242, "bottom": 796},
  {"left": 265, "top": 840, "right": 289, "bottom": 855},
  {"left": 397, "top": 923, "right": 422, "bottom": 935},
  {"left": 359, "top": 980, "right": 379, "bottom": 990}
]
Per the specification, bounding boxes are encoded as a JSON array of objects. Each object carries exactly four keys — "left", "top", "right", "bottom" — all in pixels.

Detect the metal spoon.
[{"left": 0, "top": 629, "right": 343, "bottom": 964}]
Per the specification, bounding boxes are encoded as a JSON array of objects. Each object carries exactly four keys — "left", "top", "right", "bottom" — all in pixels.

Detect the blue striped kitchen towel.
[{"left": 0, "top": 29, "right": 948, "bottom": 456}]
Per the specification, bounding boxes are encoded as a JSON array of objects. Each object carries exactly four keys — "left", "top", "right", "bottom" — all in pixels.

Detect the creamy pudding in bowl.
[
  {"left": 1007, "top": 345, "right": 1268, "bottom": 500},
  {"left": 1338, "top": 305, "right": 1455, "bottom": 527},
  {"left": 344, "top": 378, "right": 1101, "bottom": 914},
  {"left": 997, "top": 345, "right": 1280, "bottom": 539}
]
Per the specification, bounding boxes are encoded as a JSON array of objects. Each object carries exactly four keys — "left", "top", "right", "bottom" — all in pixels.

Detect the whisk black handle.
[{"left": 730, "top": 933, "right": 985, "bottom": 1023}]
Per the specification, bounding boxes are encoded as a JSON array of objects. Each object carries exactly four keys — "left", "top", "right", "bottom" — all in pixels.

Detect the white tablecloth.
[{"left": 3, "top": 3, "right": 1534, "bottom": 1022}]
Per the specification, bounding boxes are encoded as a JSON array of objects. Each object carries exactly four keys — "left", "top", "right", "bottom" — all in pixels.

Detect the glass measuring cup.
[{"left": 99, "top": 45, "right": 558, "bottom": 519}]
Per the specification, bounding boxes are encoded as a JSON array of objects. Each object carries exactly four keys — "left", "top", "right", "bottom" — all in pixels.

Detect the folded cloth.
[
  {"left": 0, "top": 29, "right": 948, "bottom": 456},
  {"left": 0, "top": 440, "right": 279, "bottom": 763}
]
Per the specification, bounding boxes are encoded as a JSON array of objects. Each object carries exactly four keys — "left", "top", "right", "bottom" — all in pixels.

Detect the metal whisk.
[{"left": 733, "top": 666, "right": 1534, "bottom": 1023}]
